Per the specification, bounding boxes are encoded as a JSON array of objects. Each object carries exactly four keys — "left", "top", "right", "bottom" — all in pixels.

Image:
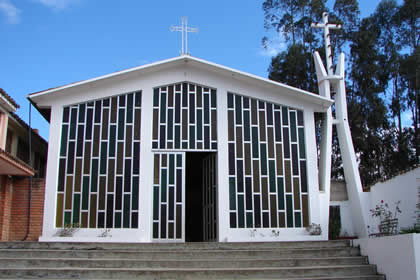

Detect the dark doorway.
[{"left": 185, "top": 152, "right": 217, "bottom": 242}]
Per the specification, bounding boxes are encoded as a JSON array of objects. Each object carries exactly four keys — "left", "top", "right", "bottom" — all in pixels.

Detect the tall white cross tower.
[
  {"left": 312, "top": 12, "right": 368, "bottom": 238},
  {"left": 170, "top": 16, "right": 199, "bottom": 55}
]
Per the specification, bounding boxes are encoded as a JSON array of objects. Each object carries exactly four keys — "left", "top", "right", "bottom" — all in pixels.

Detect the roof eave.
[{"left": 28, "top": 55, "right": 333, "bottom": 112}]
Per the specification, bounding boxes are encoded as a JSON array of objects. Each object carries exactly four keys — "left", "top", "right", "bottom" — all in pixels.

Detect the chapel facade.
[{"left": 29, "top": 55, "right": 333, "bottom": 242}]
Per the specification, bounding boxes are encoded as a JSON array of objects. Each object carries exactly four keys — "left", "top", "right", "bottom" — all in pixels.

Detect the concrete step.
[
  {"left": 0, "top": 265, "right": 379, "bottom": 279},
  {"left": 0, "top": 277, "right": 386, "bottom": 280},
  {"left": 0, "top": 247, "right": 361, "bottom": 259},
  {"left": 0, "top": 256, "right": 368, "bottom": 269},
  {"left": 0, "top": 240, "right": 351, "bottom": 250}
]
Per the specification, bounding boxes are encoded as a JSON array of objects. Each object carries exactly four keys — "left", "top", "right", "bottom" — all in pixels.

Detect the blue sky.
[{"left": 0, "top": 0, "right": 388, "bottom": 140}]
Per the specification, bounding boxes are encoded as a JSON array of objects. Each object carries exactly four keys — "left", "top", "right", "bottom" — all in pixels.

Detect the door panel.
[
  {"left": 152, "top": 152, "right": 185, "bottom": 241},
  {"left": 203, "top": 153, "right": 217, "bottom": 241}
]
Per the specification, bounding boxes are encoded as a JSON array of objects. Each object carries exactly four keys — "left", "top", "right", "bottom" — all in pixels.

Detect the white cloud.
[
  {"left": 259, "top": 34, "right": 286, "bottom": 57},
  {"left": 33, "top": 0, "right": 79, "bottom": 10},
  {"left": 0, "top": 0, "right": 21, "bottom": 24}
]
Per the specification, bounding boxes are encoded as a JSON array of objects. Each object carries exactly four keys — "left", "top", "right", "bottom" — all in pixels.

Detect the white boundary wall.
[
  {"left": 363, "top": 168, "right": 420, "bottom": 232},
  {"left": 353, "top": 234, "right": 420, "bottom": 280},
  {"left": 334, "top": 167, "right": 419, "bottom": 237}
]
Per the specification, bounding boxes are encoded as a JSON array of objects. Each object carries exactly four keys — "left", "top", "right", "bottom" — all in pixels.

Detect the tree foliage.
[{"left": 262, "top": 0, "right": 419, "bottom": 187}]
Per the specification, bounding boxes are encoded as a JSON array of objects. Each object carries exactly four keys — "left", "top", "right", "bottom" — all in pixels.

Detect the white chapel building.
[{"left": 29, "top": 54, "right": 341, "bottom": 243}]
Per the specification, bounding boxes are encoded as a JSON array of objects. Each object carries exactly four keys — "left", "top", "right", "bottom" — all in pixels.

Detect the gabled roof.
[
  {"left": 29, "top": 55, "right": 333, "bottom": 122},
  {"left": 0, "top": 88, "right": 19, "bottom": 112}
]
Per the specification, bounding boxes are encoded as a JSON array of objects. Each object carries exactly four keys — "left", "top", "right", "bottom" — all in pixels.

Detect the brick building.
[{"left": 0, "top": 88, "right": 48, "bottom": 241}]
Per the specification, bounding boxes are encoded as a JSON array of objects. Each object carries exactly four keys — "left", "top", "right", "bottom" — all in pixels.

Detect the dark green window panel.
[
  {"left": 72, "top": 194, "right": 80, "bottom": 224},
  {"left": 115, "top": 212, "right": 122, "bottom": 228},
  {"left": 245, "top": 177, "right": 252, "bottom": 210},
  {"left": 211, "top": 89, "right": 216, "bottom": 108},
  {"left": 260, "top": 144, "right": 267, "bottom": 175},
  {"left": 153, "top": 222, "right": 159, "bottom": 238},
  {"left": 118, "top": 108, "right": 125, "bottom": 140},
  {"left": 282, "top": 107, "right": 288, "bottom": 125},
  {"left": 238, "top": 194, "right": 245, "bottom": 228},
  {"left": 254, "top": 194, "right": 261, "bottom": 227},
  {"left": 70, "top": 108, "right": 77, "bottom": 139},
  {"left": 67, "top": 142, "right": 75, "bottom": 174},
  {"left": 189, "top": 126, "right": 195, "bottom": 149},
  {"left": 91, "top": 159, "right": 98, "bottom": 192},
  {"left": 266, "top": 103, "right": 273, "bottom": 125},
  {"left": 123, "top": 194, "right": 130, "bottom": 228},
  {"left": 277, "top": 177, "right": 285, "bottom": 210},
  {"left": 175, "top": 126, "right": 181, "bottom": 149},
  {"left": 295, "top": 212, "right": 302, "bottom": 227},
  {"left": 286, "top": 195, "right": 293, "bottom": 228},
  {"left": 169, "top": 155, "right": 175, "bottom": 184},
  {"left": 176, "top": 204, "right": 182, "bottom": 238},
  {"left": 270, "top": 195, "right": 277, "bottom": 227},
  {"left": 58, "top": 159, "right": 66, "bottom": 192},
  {"left": 60, "top": 124, "right": 68, "bottom": 157},
  {"left": 292, "top": 144, "right": 299, "bottom": 176},
  {"left": 177, "top": 154, "right": 182, "bottom": 167},
  {"left": 235, "top": 94, "right": 242, "bottom": 124},
  {"left": 230, "top": 213, "right": 237, "bottom": 228},
  {"left": 100, "top": 142, "right": 107, "bottom": 174},
  {"left": 98, "top": 213, "right": 104, "bottom": 228},
  {"left": 262, "top": 212, "right": 269, "bottom": 227},
  {"left": 161, "top": 169, "right": 167, "bottom": 202},
  {"left": 161, "top": 204, "right": 167, "bottom": 238},
  {"left": 290, "top": 111, "right": 297, "bottom": 142},
  {"left": 106, "top": 194, "right": 114, "bottom": 228},
  {"left": 160, "top": 93, "right": 167, "bottom": 123},
  {"left": 119, "top": 95, "right": 126, "bottom": 107},
  {"left": 101, "top": 109, "right": 109, "bottom": 139},
  {"left": 132, "top": 177, "right": 139, "bottom": 210},
  {"left": 64, "top": 212, "right": 71, "bottom": 226},
  {"left": 229, "top": 177, "right": 236, "bottom": 210},
  {"left": 168, "top": 109, "right": 173, "bottom": 140},
  {"left": 153, "top": 88, "right": 159, "bottom": 107},
  {"left": 153, "top": 186, "right": 159, "bottom": 220},
  {"left": 297, "top": 110, "right": 304, "bottom": 125},
  {"left": 132, "top": 213, "right": 138, "bottom": 228},
  {"left": 243, "top": 110, "right": 250, "bottom": 141},
  {"left": 274, "top": 111, "right": 282, "bottom": 142},
  {"left": 298, "top": 128, "right": 305, "bottom": 158},
  {"left": 135, "top": 91, "right": 142, "bottom": 107},
  {"left": 283, "top": 128, "right": 290, "bottom": 159},
  {"left": 227, "top": 93, "right": 234, "bottom": 108},
  {"left": 126, "top": 94, "right": 133, "bottom": 123},
  {"left": 197, "top": 109, "right": 203, "bottom": 140},
  {"left": 252, "top": 127, "right": 259, "bottom": 158},
  {"left": 109, "top": 125, "right": 116, "bottom": 157},
  {"left": 204, "top": 94, "right": 209, "bottom": 124},
  {"left": 63, "top": 107, "right": 69, "bottom": 123},
  {"left": 269, "top": 160, "right": 276, "bottom": 192},
  {"left": 300, "top": 161, "right": 308, "bottom": 192},
  {"left": 246, "top": 212, "right": 253, "bottom": 228},
  {"left": 82, "top": 176, "right": 89, "bottom": 210}
]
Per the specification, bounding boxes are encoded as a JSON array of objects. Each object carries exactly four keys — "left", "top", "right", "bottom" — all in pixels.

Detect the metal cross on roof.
[
  {"left": 311, "top": 12, "right": 342, "bottom": 75},
  {"left": 170, "top": 16, "right": 199, "bottom": 55}
]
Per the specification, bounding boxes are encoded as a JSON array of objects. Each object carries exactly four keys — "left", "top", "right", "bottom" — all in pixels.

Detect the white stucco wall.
[
  {"left": 366, "top": 168, "right": 420, "bottom": 231},
  {"left": 354, "top": 234, "right": 420, "bottom": 280},
  {"left": 332, "top": 167, "right": 419, "bottom": 237}
]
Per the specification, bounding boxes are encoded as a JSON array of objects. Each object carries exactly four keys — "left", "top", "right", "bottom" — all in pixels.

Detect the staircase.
[{"left": 0, "top": 240, "right": 384, "bottom": 279}]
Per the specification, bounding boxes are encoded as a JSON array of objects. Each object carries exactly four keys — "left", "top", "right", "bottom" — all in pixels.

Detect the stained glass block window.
[
  {"left": 56, "top": 91, "right": 142, "bottom": 229},
  {"left": 227, "top": 92, "right": 309, "bottom": 229},
  {"left": 152, "top": 82, "right": 217, "bottom": 151}
]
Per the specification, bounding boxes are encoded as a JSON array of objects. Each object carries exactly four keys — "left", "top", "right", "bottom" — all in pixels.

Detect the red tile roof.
[{"left": 0, "top": 88, "right": 19, "bottom": 109}]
